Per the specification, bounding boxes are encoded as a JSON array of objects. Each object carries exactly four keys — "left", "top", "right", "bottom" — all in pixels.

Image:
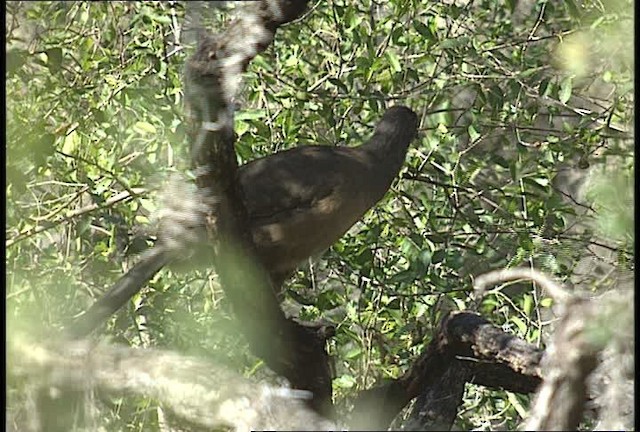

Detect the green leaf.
[
  {"left": 523, "top": 294, "right": 533, "bottom": 317},
  {"left": 385, "top": 51, "right": 401, "bottom": 72},
  {"left": 344, "top": 345, "right": 362, "bottom": 360},
  {"left": 468, "top": 125, "right": 480, "bottom": 142},
  {"left": 235, "top": 110, "right": 266, "bottom": 121},
  {"left": 134, "top": 121, "right": 157, "bottom": 135},
  {"left": 432, "top": 249, "right": 446, "bottom": 264},
  {"left": 558, "top": 76, "right": 573, "bottom": 104},
  {"left": 539, "top": 77, "right": 551, "bottom": 96},
  {"left": 333, "top": 374, "right": 357, "bottom": 389},
  {"left": 413, "top": 21, "right": 432, "bottom": 39},
  {"left": 511, "top": 316, "right": 527, "bottom": 334},
  {"left": 45, "top": 48, "right": 63, "bottom": 74},
  {"left": 139, "top": 198, "right": 156, "bottom": 213},
  {"left": 532, "top": 177, "right": 550, "bottom": 187},
  {"left": 62, "top": 130, "right": 79, "bottom": 154},
  {"left": 440, "top": 37, "right": 470, "bottom": 50}
]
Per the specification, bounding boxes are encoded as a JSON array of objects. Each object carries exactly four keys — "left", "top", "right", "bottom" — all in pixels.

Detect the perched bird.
[
  {"left": 243, "top": 105, "right": 418, "bottom": 286},
  {"left": 68, "top": 106, "right": 418, "bottom": 338}
]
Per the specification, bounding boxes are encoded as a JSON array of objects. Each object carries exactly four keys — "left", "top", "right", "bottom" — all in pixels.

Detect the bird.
[
  {"left": 242, "top": 105, "right": 418, "bottom": 286},
  {"left": 67, "top": 105, "right": 418, "bottom": 338}
]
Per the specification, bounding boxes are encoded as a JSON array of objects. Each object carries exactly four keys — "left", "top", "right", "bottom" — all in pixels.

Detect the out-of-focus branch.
[
  {"left": 469, "top": 266, "right": 629, "bottom": 431},
  {"left": 8, "top": 337, "right": 338, "bottom": 431},
  {"left": 6, "top": 188, "right": 146, "bottom": 247},
  {"left": 473, "top": 267, "right": 573, "bottom": 307},
  {"left": 183, "top": 0, "right": 335, "bottom": 418},
  {"left": 525, "top": 298, "right": 604, "bottom": 431}
]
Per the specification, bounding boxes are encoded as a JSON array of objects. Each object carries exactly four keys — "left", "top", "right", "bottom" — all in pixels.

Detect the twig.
[
  {"left": 6, "top": 188, "right": 146, "bottom": 248},
  {"left": 473, "top": 267, "right": 573, "bottom": 307}
]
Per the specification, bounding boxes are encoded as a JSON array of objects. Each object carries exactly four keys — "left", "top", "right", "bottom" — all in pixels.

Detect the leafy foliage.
[{"left": 6, "top": 1, "right": 633, "bottom": 430}]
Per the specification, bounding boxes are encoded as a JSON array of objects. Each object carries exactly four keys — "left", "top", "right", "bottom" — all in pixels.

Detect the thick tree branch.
[
  {"left": 183, "top": 0, "right": 335, "bottom": 418},
  {"left": 403, "top": 362, "right": 471, "bottom": 431},
  {"left": 350, "top": 311, "right": 544, "bottom": 430}
]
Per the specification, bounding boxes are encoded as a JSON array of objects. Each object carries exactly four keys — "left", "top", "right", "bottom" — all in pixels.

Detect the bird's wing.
[{"left": 239, "top": 145, "right": 367, "bottom": 226}]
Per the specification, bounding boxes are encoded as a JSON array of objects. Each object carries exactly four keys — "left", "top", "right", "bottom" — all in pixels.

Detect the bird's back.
[{"left": 238, "top": 106, "right": 418, "bottom": 280}]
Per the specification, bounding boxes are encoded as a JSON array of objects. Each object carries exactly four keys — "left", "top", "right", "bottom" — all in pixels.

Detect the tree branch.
[
  {"left": 8, "top": 337, "right": 338, "bottom": 431},
  {"left": 350, "top": 310, "right": 544, "bottom": 430},
  {"left": 183, "top": 0, "right": 335, "bottom": 418}
]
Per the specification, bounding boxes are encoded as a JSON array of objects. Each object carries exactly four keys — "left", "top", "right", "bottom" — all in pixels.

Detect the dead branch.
[{"left": 350, "top": 310, "right": 544, "bottom": 430}]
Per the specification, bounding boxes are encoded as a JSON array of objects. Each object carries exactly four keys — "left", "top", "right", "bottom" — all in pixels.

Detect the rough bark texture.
[
  {"left": 350, "top": 311, "right": 544, "bottom": 430},
  {"left": 402, "top": 361, "right": 471, "bottom": 431}
]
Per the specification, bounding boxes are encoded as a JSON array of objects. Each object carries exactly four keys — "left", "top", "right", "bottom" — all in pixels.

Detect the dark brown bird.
[
  {"left": 68, "top": 106, "right": 418, "bottom": 338},
  {"left": 243, "top": 105, "right": 418, "bottom": 285}
]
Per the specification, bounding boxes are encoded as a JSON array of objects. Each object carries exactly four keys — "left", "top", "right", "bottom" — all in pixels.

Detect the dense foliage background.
[{"left": 6, "top": 1, "right": 633, "bottom": 430}]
